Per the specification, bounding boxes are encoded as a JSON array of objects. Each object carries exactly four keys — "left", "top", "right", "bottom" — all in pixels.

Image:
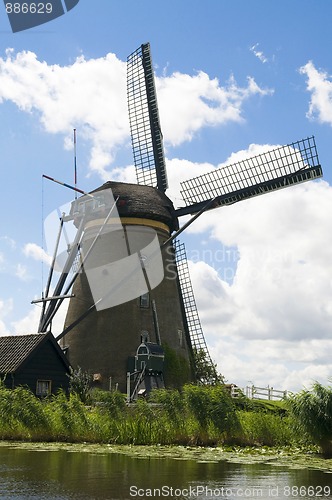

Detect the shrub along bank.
[
  {"left": 0, "top": 382, "right": 307, "bottom": 448},
  {"left": 288, "top": 381, "right": 332, "bottom": 458}
]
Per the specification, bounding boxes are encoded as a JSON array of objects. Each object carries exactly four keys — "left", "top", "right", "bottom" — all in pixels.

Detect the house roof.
[{"left": 0, "top": 332, "right": 70, "bottom": 373}]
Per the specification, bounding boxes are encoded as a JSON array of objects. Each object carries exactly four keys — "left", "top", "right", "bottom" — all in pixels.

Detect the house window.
[
  {"left": 36, "top": 380, "right": 52, "bottom": 397},
  {"left": 139, "top": 293, "right": 150, "bottom": 308}
]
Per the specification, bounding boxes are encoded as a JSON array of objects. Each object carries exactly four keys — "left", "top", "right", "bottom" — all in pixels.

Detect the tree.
[{"left": 193, "top": 348, "right": 225, "bottom": 385}]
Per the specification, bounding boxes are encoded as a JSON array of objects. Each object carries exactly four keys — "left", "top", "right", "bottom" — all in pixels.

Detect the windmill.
[{"left": 37, "top": 43, "right": 323, "bottom": 397}]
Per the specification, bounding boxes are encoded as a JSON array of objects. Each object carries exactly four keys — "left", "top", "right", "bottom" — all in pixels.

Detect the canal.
[{"left": 0, "top": 442, "right": 331, "bottom": 499}]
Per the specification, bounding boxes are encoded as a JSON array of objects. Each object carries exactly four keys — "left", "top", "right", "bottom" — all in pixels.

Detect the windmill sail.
[
  {"left": 127, "top": 43, "right": 168, "bottom": 192},
  {"left": 174, "top": 240, "right": 215, "bottom": 369},
  {"left": 176, "top": 136, "right": 322, "bottom": 216}
]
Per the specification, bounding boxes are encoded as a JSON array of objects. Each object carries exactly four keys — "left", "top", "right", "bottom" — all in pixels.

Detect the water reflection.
[{"left": 0, "top": 444, "right": 331, "bottom": 499}]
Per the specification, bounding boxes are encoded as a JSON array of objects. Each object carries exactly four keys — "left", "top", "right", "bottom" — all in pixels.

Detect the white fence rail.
[
  {"left": 245, "top": 385, "right": 287, "bottom": 400},
  {"left": 226, "top": 384, "right": 288, "bottom": 400}
]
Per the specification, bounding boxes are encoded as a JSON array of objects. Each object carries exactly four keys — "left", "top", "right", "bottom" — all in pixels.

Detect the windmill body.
[
  {"left": 60, "top": 181, "right": 194, "bottom": 391},
  {"left": 39, "top": 43, "right": 323, "bottom": 395}
]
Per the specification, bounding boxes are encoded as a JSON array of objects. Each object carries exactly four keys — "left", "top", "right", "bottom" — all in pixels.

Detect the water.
[{"left": 0, "top": 443, "right": 331, "bottom": 499}]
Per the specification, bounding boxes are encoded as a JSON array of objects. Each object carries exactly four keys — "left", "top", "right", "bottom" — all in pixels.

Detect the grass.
[{"left": 0, "top": 382, "right": 306, "bottom": 449}]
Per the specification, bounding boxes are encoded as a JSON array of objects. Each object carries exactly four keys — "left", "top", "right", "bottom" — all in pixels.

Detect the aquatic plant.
[{"left": 288, "top": 381, "right": 332, "bottom": 458}]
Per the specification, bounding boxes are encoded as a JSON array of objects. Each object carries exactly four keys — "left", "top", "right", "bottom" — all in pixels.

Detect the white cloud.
[
  {"left": 11, "top": 305, "right": 40, "bottom": 335},
  {"left": 0, "top": 236, "right": 16, "bottom": 249},
  {"left": 0, "top": 252, "right": 4, "bottom": 269},
  {"left": 0, "top": 49, "right": 272, "bottom": 179},
  {"left": 23, "top": 242, "right": 52, "bottom": 265},
  {"left": 15, "top": 263, "right": 28, "bottom": 281},
  {"left": 250, "top": 43, "right": 268, "bottom": 64},
  {"left": 11, "top": 292, "right": 69, "bottom": 336},
  {"left": 299, "top": 61, "right": 332, "bottom": 125},
  {"left": 0, "top": 49, "right": 128, "bottom": 178},
  {"left": 0, "top": 299, "right": 13, "bottom": 336},
  {"left": 210, "top": 337, "right": 332, "bottom": 393},
  {"left": 157, "top": 72, "right": 272, "bottom": 146}
]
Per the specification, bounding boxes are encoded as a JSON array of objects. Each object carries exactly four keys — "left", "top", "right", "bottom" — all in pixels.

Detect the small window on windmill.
[
  {"left": 141, "top": 330, "right": 149, "bottom": 343},
  {"left": 140, "top": 293, "right": 150, "bottom": 308}
]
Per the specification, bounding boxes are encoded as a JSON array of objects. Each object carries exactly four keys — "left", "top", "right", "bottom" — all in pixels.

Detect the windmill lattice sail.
[
  {"left": 176, "top": 136, "right": 322, "bottom": 216},
  {"left": 127, "top": 43, "right": 168, "bottom": 192},
  {"left": 174, "top": 240, "right": 214, "bottom": 367}
]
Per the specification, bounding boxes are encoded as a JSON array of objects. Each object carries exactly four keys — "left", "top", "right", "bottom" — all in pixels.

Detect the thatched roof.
[{"left": 74, "top": 181, "right": 179, "bottom": 232}]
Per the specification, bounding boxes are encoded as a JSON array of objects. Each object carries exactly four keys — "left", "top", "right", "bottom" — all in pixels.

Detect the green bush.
[{"left": 182, "top": 384, "right": 239, "bottom": 439}]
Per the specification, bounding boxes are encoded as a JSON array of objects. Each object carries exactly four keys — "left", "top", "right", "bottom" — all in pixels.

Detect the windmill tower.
[{"left": 38, "top": 43, "right": 323, "bottom": 395}]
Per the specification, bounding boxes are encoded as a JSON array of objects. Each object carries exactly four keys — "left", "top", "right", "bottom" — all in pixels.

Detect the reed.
[
  {"left": 0, "top": 383, "right": 304, "bottom": 448},
  {"left": 235, "top": 411, "right": 294, "bottom": 447},
  {"left": 288, "top": 381, "right": 332, "bottom": 457}
]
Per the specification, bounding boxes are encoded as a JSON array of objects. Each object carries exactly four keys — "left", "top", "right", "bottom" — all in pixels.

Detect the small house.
[{"left": 0, "top": 332, "right": 71, "bottom": 396}]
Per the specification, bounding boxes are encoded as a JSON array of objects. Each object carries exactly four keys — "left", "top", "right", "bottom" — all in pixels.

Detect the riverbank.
[
  {"left": 0, "top": 382, "right": 313, "bottom": 454},
  {"left": 0, "top": 384, "right": 300, "bottom": 447}
]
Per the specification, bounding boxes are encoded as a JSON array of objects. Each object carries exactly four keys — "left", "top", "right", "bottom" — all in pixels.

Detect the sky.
[{"left": 0, "top": 0, "right": 331, "bottom": 393}]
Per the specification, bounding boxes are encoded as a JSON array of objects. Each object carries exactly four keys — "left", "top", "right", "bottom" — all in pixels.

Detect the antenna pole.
[{"left": 73, "top": 128, "right": 77, "bottom": 199}]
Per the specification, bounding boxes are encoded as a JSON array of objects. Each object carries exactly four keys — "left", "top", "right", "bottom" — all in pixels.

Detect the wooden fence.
[
  {"left": 226, "top": 384, "right": 288, "bottom": 400},
  {"left": 246, "top": 385, "right": 288, "bottom": 400}
]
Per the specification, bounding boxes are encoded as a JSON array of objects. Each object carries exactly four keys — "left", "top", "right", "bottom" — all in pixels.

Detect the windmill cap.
[{"left": 74, "top": 181, "right": 179, "bottom": 233}]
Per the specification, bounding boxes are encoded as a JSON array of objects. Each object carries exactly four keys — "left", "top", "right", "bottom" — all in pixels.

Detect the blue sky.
[{"left": 0, "top": 0, "right": 331, "bottom": 392}]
